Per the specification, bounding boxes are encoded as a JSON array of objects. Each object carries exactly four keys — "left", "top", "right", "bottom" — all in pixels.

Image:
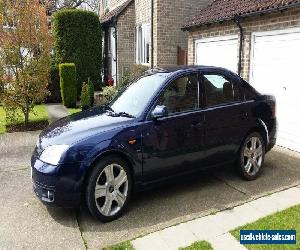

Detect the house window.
[{"left": 136, "top": 24, "right": 151, "bottom": 65}]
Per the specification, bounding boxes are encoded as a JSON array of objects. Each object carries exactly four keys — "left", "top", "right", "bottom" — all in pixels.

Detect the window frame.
[
  {"left": 147, "top": 72, "right": 204, "bottom": 120},
  {"left": 200, "top": 70, "right": 244, "bottom": 109},
  {"left": 136, "top": 23, "right": 151, "bottom": 65}
]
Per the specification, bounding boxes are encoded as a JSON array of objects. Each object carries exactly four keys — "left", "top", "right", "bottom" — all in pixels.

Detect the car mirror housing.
[{"left": 151, "top": 105, "right": 168, "bottom": 119}]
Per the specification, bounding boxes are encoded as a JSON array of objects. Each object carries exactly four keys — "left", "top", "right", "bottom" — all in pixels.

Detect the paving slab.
[
  {"left": 132, "top": 231, "right": 169, "bottom": 250},
  {"left": 248, "top": 187, "right": 300, "bottom": 215},
  {"left": 46, "top": 104, "right": 69, "bottom": 124},
  {"left": 209, "top": 233, "right": 246, "bottom": 250},
  {"left": 0, "top": 131, "right": 40, "bottom": 171},
  {"left": 230, "top": 203, "right": 265, "bottom": 225},
  {"left": 185, "top": 215, "right": 225, "bottom": 240},
  {"left": 270, "top": 187, "right": 300, "bottom": 210},
  {"left": 0, "top": 168, "right": 85, "bottom": 250},
  {"left": 157, "top": 224, "right": 198, "bottom": 249}
]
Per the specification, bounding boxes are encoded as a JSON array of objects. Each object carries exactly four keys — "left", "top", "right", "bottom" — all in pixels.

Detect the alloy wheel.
[
  {"left": 243, "top": 136, "right": 263, "bottom": 176},
  {"left": 94, "top": 163, "right": 128, "bottom": 216}
]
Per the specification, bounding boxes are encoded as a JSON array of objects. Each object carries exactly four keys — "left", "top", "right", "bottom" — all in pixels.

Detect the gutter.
[
  {"left": 234, "top": 16, "right": 244, "bottom": 76},
  {"left": 151, "top": 0, "right": 154, "bottom": 69},
  {"left": 113, "top": 19, "right": 118, "bottom": 85}
]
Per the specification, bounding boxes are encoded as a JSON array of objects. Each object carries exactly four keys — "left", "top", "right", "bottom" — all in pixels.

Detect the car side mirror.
[{"left": 151, "top": 105, "right": 168, "bottom": 119}]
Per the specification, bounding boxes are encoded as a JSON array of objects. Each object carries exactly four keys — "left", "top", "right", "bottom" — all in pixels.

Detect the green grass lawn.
[
  {"left": 0, "top": 105, "right": 48, "bottom": 134},
  {"left": 0, "top": 107, "right": 6, "bottom": 134},
  {"left": 231, "top": 205, "right": 300, "bottom": 250},
  {"left": 67, "top": 107, "right": 82, "bottom": 115},
  {"left": 102, "top": 241, "right": 134, "bottom": 250},
  {"left": 179, "top": 240, "right": 213, "bottom": 250}
]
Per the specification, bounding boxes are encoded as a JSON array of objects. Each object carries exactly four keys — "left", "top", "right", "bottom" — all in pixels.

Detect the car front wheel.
[
  {"left": 237, "top": 132, "right": 265, "bottom": 181},
  {"left": 86, "top": 156, "right": 132, "bottom": 222}
]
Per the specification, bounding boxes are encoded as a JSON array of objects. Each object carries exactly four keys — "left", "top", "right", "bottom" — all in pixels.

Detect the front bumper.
[{"left": 31, "top": 154, "right": 82, "bottom": 208}]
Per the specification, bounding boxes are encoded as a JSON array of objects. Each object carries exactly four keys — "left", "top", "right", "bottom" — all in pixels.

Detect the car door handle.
[
  {"left": 239, "top": 111, "right": 248, "bottom": 120},
  {"left": 191, "top": 121, "right": 204, "bottom": 130}
]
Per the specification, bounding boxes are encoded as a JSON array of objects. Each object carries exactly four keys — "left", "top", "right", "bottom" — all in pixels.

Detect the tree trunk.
[{"left": 24, "top": 104, "right": 29, "bottom": 126}]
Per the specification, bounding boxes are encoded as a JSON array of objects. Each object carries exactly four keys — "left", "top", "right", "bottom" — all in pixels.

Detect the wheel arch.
[
  {"left": 82, "top": 149, "right": 136, "bottom": 193},
  {"left": 241, "top": 120, "right": 269, "bottom": 151}
]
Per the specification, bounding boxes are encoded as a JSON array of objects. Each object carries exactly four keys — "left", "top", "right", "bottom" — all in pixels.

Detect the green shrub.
[
  {"left": 59, "top": 63, "right": 77, "bottom": 108},
  {"left": 46, "top": 62, "right": 61, "bottom": 103},
  {"left": 87, "top": 78, "right": 94, "bottom": 107},
  {"left": 102, "top": 86, "right": 118, "bottom": 103},
  {"left": 80, "top": 82, "right": 91, "bottom": 110},
  {"left": 52, "top": 9, "right": 103, "bottom": 94},
  {"left": 119, "top": 64, "right": 149, "bottom": 89}
]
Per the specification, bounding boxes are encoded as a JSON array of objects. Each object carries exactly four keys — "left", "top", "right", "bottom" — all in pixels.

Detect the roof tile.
[
  {"left": 100, "top": 0, "right": 133, "bottom": 24},
  {"left": 183, "top": 0, "right": 300, "bottom": 29}
]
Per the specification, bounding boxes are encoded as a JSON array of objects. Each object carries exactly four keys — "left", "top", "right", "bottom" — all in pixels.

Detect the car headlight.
[{"left": 39, "top": 145, "right": 69, "bottom": 166}]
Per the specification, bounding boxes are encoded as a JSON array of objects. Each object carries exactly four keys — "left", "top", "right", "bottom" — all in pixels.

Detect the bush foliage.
[
  {"left": 46, "top": 62, "right": 61, "bottom": 103},
  {"left": 52, "top": 9, "right": 102, "bottom": 94},
  {"left": 80, "top": 82, "right": 91, "bottom": 110},
  {"left": 87, "top": 78, "right": 95, "bottom": 107},
  {"left": 102, "top": 86, "right": 118, "bottom": 103},
  {"left": 119, "top": 64, "right": 149, "bottom": 89},
  {"left": 59, "top": 63, "right": 77, "bottom": 108}
]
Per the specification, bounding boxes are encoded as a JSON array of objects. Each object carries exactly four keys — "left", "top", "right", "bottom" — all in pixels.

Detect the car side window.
[
  {"left": 157, "top": 74, "right": 199, "bottom": 114},
  {"left": 203, "top": 74, "right": 242, "bottom": 107}
]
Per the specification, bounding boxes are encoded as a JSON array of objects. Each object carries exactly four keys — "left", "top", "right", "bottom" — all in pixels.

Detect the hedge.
[
  {"left": 52, "top": 9, "right": 102, "bottom": 94},
  {"left": 59, "top": 63, "right": 77, "bottom": 108},
  {"left": 46, "top": 63, "right": 61, "bottom": 103}
]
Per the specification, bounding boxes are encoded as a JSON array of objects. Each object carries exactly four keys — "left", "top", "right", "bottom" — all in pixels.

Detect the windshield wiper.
[
  {"left": 116, "top": 112, "right": 135, "bottom": 118},
  {"left": 103, "top": 105, "right": 114, "bottom": 112},
  {"left": 105, "top": 107, "right": 135, "bottom": 118}
]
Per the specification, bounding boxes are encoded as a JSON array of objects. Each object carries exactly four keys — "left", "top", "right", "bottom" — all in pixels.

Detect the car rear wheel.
[
  {"left": 86, "top": 156, "right": 132, "bottom": 222},
  {"left": 236, "top": 132, "right": 265, "bottom": 180}
]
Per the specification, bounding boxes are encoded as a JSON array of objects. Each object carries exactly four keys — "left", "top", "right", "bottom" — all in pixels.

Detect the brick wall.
[
  {"left": 135, "top": 0, "right": 151, "bottom": 25},
  {"left": 154, "top": 0, "right": 212, "bottom": 68},
  {"left": 187, "top": 8, "right": 300, "bottom": 80},
  {"left": 116, "top": 2, "right": 136, "bottom": 83}
]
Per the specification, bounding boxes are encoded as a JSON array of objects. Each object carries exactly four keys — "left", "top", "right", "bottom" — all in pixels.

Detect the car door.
[
  {"left": 141, "top": 73, "right": 206, "bottom": 182},
  {"left": 200, "top": 70, "right": 252, "bottom": 166}
]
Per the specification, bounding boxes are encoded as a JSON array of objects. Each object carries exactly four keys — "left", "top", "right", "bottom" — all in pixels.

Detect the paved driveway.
[{"left": 1, "top": 132, "right": 300, "bottom": 249}]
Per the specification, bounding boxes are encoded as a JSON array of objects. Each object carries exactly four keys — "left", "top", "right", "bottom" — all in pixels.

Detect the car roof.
[{"left": 147, "top": 65, "right": 234, "bottom": 75}]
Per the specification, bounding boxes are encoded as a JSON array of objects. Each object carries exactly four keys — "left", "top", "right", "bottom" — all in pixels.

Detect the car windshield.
[{"left": 109, "top": 73, "right": 171, "bottom": 117}]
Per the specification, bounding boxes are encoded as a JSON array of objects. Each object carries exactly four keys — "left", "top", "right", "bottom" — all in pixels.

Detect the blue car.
[{"left": 31, "top": 66, "right": 277, "bottom": 221}]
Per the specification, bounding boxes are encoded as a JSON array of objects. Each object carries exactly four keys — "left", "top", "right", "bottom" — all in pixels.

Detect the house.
[
  {"left": 99, "top": 0, "right": 212, "bottom": 84},
  {"left": 183, "top": 0, "right": 300, "bottom": 152}
]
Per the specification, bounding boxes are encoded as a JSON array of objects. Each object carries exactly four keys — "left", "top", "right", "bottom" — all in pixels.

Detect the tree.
[
  {"left": 0, "top": 0, "right": 51, "bottom": 125},
  {"left": 49, "top": 0, "right": 100, "bottom": 14},
  {"left": 52, "top": 9, "right": 102, "bottom": 94}
]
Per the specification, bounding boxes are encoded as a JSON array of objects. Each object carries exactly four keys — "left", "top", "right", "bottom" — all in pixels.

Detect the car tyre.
[
  {"left": 86, "top": 156, "right": 132, "bottom": 222},
  {"left": 236, "top": 132, "right": 265, "bottom": 181}
]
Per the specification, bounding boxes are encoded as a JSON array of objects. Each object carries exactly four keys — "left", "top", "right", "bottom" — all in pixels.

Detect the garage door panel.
[
  {"left": 195, "top": 36, "right": 238, "bottom": 73},
  {"left": 251, "top": 29, "right": 300, "bottom": 152}
]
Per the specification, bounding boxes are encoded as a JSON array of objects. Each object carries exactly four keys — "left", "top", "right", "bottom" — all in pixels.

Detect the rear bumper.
[
  {"left": 267, "top": 137, "right": 276, "bottom": 152},
  {"left": 267, "top": 118, "right": 277, "bottom": 152},
  {"left": 31, "top": 156, "right": 82, "bottom": 208}
]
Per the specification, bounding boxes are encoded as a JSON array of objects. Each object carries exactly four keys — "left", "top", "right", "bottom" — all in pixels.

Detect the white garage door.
[
  {"left": 250, "top": 28, "right": 300, "bottom": 152},
  {"left": 195, "top": 35, "right": 238, "bottom": 73}
]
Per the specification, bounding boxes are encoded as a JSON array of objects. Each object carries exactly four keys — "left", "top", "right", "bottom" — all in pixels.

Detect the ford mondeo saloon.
[{"left": 31, "top": 66, "right": 276, "bottom": 221}]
